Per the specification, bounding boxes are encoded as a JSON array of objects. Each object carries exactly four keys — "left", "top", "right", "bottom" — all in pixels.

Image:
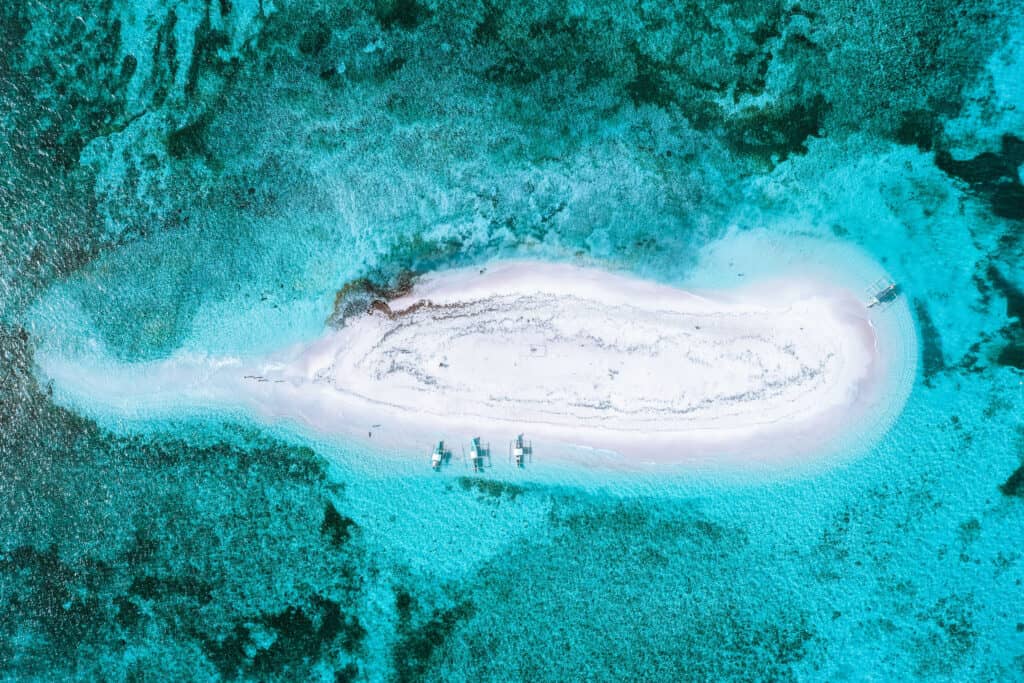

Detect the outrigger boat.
[
  {"left": 509, "top": 433, "right": 533, "bottom": 468},
  {"left": 430, "top": 441, "right": 450, "bottom": 472},
  {"left": 465, "top": 437, "right": 491, "bottom": 473},
  {"left": 866, "top": 277, "right": 901, "bottom": 309}
]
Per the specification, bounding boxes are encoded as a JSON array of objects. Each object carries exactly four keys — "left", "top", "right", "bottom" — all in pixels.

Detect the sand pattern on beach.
[
  {"left": 320, "top": 290, "right": 858, "bottom": 432},
  {"left": 238, "top": 260, "right": 884, "bottom": 463}
]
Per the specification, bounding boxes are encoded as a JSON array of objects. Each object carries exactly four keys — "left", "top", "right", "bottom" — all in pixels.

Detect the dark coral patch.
[
  {"left": 936, "top": 149, "right": 1019, "bottom": 189},
  {"left": 936, "top": 134, "right": 1024, "bottom": 221},
  {"left": 626, "top": 55, "right": 677, "bottom": 109},
  {"left": 457, "top": 476, "right": 526, "bottom": 501},
  {"left": 129, "top": 574, "right": 214, "bottom": 605},
  {"left": 913, "top": 299, "right": 945, "bottom": 384},
  {"left": 375, "top": 0, "right": 431, "bottom": 30},
  {"left": 987, "top": 266, "right": 1024, "bottom": 321},
  {"left": 985, "top": 266, "right": 1024, "bottom": 369},
  {"left": 299, "top": 23, "right": 331, "bottom": 56},
  {"left": 0, "top": 546, "right": 106, "bottom": 658},
  {"left": 166, "top": 115, "right": 212, "bottom": 160},
  {"left": 392, "top": 600, "right": 475, "bottom": 682},
  {"left": 203, "top": 596, "right": 365, "bottom": 679},
  {"left": 334, "top": 663, "right": 360, "bottom": 682},
  {"left": 990, "top": 183, "right": 1024, "bottom": 220},
  {"left": 114, "top": 596, "right": 142, "bottom": 629},
  {"left": 999, "top": 464, "right": 1024, "bottom": 498},
  {"left": 321, "top": 502, "right": 358, "bottom": 547},
  {"left": 996, "top": 344, "right": 1024, "bottom": 369},
  {"left": 725, "top": 94, "right": 830, "bottom": 162},
  {"left": 896, "top": 109, "right": 940, "bottom": 151},
  {"left": 184, "top": 20, "right": 232, "bottom": 98}
]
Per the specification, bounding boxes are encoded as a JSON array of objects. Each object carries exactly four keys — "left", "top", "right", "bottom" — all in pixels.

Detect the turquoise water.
[{"left": 2, "top": 1, "right": 1023, "bottom": 680}]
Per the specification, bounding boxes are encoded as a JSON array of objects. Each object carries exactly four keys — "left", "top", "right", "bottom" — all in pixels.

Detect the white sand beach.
[
  {"left": 240, "top": 260, "right": 887, "bottom": 464},
  {"left": 34, "top": 237, "right": 918, "bottom": 472}
]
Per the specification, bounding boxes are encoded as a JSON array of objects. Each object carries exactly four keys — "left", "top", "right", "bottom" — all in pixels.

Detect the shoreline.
[{"left": 34, "top": 252, "right": 918, "bottom": 473}]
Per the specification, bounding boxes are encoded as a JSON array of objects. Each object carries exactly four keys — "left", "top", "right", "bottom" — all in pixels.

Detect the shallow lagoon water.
[{"left": 2, "top": 0, "right": 1024, "bottom": 680}]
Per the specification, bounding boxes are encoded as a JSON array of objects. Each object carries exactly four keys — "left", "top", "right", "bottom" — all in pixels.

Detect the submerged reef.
[
  {"left": 936, "top": 134, "right": 1024, "bottom": 221},
  {"left": 999, "top": 428, "right": 1024, "bottom": 498},
  {"left": 913, "top": 299, "right": 946, "bottom": 385},
  {"left": 2, "top": 0, "right": 1024, "bottom": 679},
  {"left": 428, "top": 502, "right": 819, "bottom": 681},
  {"left": 0, "top": 327, "right": 370, "bottom": 679},
  {"left": 1001, "top": 464, "right": 1024, "bottom": 498}
]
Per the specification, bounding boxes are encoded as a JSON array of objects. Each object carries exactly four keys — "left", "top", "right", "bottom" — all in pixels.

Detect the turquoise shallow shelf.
[{"left": 2, "top": 1, "right": 1023, "bottom": 679}]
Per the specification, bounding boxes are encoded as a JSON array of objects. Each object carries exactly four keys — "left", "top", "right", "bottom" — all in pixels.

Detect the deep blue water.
[{"left": 1, "top": 1, "right": 1023, "bottom": 680}]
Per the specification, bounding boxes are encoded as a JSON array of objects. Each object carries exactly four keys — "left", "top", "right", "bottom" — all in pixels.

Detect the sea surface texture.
[{"left": 1, "top": 0, "right": 1023, "bottom": 680}]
